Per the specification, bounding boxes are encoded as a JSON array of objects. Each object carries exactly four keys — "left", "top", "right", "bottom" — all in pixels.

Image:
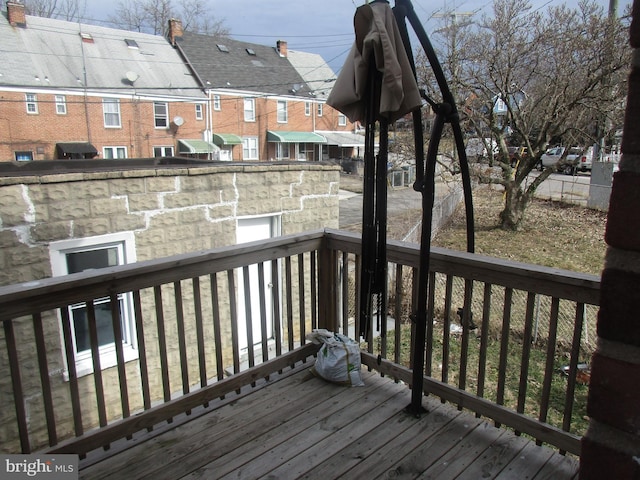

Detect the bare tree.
[
  {"left": 178, "top": 0, "right": 228, "bottom": 35},
  {"left": 111, "top": 0, "right": 149, "bottom": 32},
  {"left": 25, "top": 0, "right": 86, "bottom": 21},
  {"left": 418, "top": 0, "right": 630, "bottom": 230},
  {"left": 109, "top": 0, "right": 228, "bottom": 37}
]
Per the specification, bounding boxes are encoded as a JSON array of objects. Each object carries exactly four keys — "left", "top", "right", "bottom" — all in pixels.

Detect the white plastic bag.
[{"left": 306, "top": 329, "right": 364, "bottom": 387}]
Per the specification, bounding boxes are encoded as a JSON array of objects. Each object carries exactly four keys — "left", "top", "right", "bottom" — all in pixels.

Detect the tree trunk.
[{"left": 499, "top": 182, "right": 529, "bottom": 230}]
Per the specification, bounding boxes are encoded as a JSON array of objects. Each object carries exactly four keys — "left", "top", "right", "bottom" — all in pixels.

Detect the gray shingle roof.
[
  {"left": 0, "top": 13, "right": 206, "bottom": 99},
  {"left": 287, "top": 50, "right": 337, "bottom": 100},
  {"left": 177, "top": 33, "right": 313, "bottom": 98}
]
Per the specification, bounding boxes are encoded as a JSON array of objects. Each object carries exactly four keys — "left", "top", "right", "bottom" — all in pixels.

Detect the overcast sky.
[{"left": 80, "top": 0, "right": 631, "bottom": 74}]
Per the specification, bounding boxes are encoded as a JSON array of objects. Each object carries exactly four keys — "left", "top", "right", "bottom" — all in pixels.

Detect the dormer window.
[
  {"left": 125, "top": 39, "right": 139, "bottom": 49},
  {"left": 217, "top": 44, "right": 229, "bottom": 53}
]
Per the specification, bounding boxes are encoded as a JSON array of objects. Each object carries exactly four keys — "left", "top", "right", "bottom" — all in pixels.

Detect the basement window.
[{"left": 50, "top": 233, "right": 138, "bottom": 378}]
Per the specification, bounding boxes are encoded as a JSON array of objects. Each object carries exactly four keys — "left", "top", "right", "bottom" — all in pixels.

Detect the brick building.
[
  {"left": 168, "top": 20, "right": 365, "bottom": 163},
  {"left": 580, "top": 1, "right": 640, "bottom": 477},
  {"left": 0, "top": 2, "right": 209, "bottom": 162}
]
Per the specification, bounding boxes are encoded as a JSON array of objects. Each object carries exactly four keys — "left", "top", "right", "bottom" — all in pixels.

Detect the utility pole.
[{"left": 432, "top": 4, "right": 474, "bottom": 93}]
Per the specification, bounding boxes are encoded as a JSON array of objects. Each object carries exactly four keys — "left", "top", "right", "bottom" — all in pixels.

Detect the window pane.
[
  {"left": 244, "top": 99, "right": 255, "bottom": 121},
  {"left": 66, "top": 247, "right": 119, "bottom": 273},
  {"left": 71, "top": 300, "right": 117, "bottom": 351},
  {"left": 26, "top": 94, "right": 38, "bottom": 114},
  {"left": 55, "top": 95, "right": 67, "bottom": 114},
  {"left": 103, "top": 98, "right": 121, "bottom": 127},
  {"left": 15, "top": 151, "right": 33, "bottom": 162},
  {"left": 277, "top": 101, "right": 287, "bottom": 123},
  {"left": 154, "top": 102, "right": 168, "bottom": 127}
]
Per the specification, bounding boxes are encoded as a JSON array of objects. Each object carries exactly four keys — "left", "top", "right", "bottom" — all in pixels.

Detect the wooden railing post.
[{"left": 317, "top": 236, "right": 338, "bottom": 331}]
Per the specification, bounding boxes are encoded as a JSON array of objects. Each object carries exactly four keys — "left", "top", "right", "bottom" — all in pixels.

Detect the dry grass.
[
  {"left": 339, "top": 173, "right": 607, "bottom": 273},
  {"left": 433, "top": 185, "right": 608, "bottom": 275}
]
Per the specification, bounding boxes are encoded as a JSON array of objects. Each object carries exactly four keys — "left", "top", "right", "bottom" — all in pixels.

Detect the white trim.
[{"left": 50, "top": 232, "right": 138, "bottom": 379}]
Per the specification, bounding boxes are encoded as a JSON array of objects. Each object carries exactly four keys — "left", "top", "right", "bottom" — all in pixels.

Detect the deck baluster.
[{"left": 33, "top": 312, "right": 58, "bottom": 446}]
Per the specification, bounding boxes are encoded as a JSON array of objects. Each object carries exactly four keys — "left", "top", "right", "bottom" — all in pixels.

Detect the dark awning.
[{"left": 56, "top": 142, "right": 98, "bottom": 158}]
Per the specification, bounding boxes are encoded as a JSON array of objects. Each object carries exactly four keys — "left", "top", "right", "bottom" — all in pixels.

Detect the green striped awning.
[
  {"left": 178, "top": 139, "right": 220, "bottom": 154},
  {"left": 212, "top": 133, "right": 243, "bottom": 145},
  {"left": 267, "top": 131, "right": 326, "bottom": 143}
]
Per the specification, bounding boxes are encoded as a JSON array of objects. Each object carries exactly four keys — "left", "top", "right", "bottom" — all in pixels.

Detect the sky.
[{"left": 79, "top": 0, "right": 632, "bottom": 75}]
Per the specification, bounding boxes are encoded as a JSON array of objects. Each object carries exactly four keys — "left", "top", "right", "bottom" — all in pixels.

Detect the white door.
[{"left": 236, "top": 217, "right": 277, "bottom": 350}]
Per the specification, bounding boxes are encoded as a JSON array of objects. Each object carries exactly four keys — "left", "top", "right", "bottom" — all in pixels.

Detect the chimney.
[
  {"left": 168, "top": 18, "right": 183, "bottom": 46},
  {"left": 7, "top": 1, "right": 26, "bottom": 27},
  {"left": 277, "top": 40, "right": 288, "bottom": 58}
]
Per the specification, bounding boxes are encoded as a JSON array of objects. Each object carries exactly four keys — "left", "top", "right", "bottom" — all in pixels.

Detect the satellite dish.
[
  {"left": 125, "top": 71, "right": 139, "bottom": 83},
  {"left": 173, "top": 116, "right": 184, "bottom": 126}
]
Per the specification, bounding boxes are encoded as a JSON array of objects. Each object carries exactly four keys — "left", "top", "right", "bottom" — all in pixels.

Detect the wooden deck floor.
[{"left": 79, "top": 365, "right": 580, "bottom": 480}]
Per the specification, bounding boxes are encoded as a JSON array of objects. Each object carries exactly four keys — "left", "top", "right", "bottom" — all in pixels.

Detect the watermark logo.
[{"left": 1, "top": 455, "right": 78, "bottom": 479}]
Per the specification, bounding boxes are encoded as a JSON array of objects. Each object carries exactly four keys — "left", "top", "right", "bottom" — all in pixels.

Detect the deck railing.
[{"left": 0, "top": 229, "right": 599, "bottom": 458}]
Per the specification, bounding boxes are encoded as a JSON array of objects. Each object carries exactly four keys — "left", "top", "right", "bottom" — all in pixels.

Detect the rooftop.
[{"left": 0, "top": 11, "right": 205, "bottom": 99}]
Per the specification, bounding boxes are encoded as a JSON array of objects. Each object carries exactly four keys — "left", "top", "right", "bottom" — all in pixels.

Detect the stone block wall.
[
  {"left": 0, "top": 162, "right": 339, "bottom": 452},
  {"left": 0, "top": 163, "right": 339, "bottom": 286}
]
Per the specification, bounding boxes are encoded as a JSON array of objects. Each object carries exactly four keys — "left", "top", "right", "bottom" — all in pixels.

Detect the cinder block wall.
[
  {"left": 0, "top": 163, "right": 340, "bottom": 286},
  {"left": 581, "top": 3, "right": 640, "bottom": 478},
  {"left": 0, "top": 163, "right": 339, "bottom": 451}
]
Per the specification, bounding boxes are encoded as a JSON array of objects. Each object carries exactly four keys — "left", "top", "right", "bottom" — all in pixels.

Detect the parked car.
[{"left": 539, "top": 146, "right": 593, "bottom": 175}]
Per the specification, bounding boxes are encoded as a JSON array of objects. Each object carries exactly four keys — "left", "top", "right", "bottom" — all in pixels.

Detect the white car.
[{"left": 539, "top": 146, "right": 593, "bottom": 175}]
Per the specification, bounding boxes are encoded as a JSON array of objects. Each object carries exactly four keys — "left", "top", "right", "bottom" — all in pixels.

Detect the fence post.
[{"left": 317, "top": 236, "right": 338, "bottom": 331}]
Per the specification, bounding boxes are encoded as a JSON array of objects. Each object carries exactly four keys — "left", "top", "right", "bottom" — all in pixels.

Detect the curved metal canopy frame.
[{"left": 358, "top": 0, "right": 476, "bottom": 416}]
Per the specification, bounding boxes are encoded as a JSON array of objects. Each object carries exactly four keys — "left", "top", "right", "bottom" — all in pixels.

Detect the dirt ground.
[{"left": 339, "top": 174, "right": 607, "bottom": 274}]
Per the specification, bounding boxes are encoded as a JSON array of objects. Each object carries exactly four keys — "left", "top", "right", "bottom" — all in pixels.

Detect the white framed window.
[
  {"left": 153, "top": 146, "right": 174, "bottom": 157},
  {"left": 154, "top": 102, "right": 168, "bottom": 128},
  {"left": 317, "top": 103, "right": 323, "bottom": 117},
  {"left": 25, "top": 93, "right": 38, "bottom": 114},
  {"left": 55, "top": 95, "right": 67, "bottom": 115},
  {"left": 305, "top": 102, "right": 311, "bottom": 116},
  {"left": 195, "top": 104, "right": 204, "bottom": 120},
  {"left": 244, "top": 98, "right": 255, "bottom": 122},
  {"left": 50, "top": 232, "right": 138, "bottom": 377},
  {"left": 103, "top": 146, "right": 127, "bottom": 159},
  {"left": 15, "top": 151, "right": 33, "bottom": 162},
  {"left": 103, "top": 98, "right": 121, "bottom": 128},
  {"left": 277, "top": 100, "right": 288, "bottom": 123},
  {"left": 242, "top": 136, "right": 259, "bottom": 160},
  {"left": 213, "top": 95, "right": 221, "bottom": 111},
  {"left": 338, "top": 114, "right": 347, "bottom": 126},
  {"left": 276, "top": 143, "right": 290, "bottom": 160}
]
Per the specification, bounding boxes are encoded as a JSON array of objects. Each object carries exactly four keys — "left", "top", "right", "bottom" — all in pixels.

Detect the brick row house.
[
  {"left": 167, "top": 19, "right": 362, "bottom": 163},
  {"left": 0, "top": 2, "right": 361, "bottom": 163},
  {"left": 0, "top": 2, "right": 211, "bottom": 162}
]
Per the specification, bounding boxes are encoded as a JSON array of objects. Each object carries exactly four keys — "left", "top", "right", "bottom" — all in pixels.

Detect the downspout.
[
  {"left": 78, "top": 23, "right": 92, "bottom": 146},
  {"left": 171, "top": 37, "right": 211, "bottom": 158}
]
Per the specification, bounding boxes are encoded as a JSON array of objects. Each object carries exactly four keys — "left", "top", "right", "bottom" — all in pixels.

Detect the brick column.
[{"left": 580, "top": 3, "right": 640, "bottom": 478}]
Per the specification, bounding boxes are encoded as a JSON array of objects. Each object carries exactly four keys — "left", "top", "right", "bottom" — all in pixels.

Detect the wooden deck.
[{"left": 78, "top": 364, "right": 579, "bottom": 480}]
